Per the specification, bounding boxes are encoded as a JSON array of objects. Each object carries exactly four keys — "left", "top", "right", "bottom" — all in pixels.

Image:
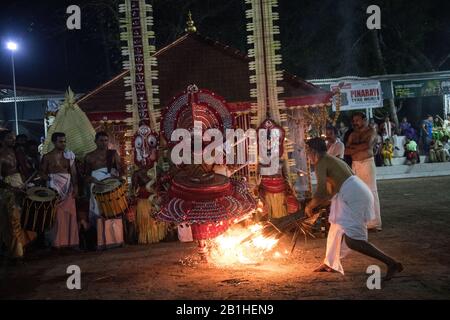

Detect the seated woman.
[
  {"left": 381, "top": 139, "right": 393, "bottom": 166},
  {"left": 429, "top": 139, "right": 445, "bottom": 162}
]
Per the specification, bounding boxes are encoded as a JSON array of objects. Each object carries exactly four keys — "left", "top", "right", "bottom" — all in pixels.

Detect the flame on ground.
[{"left": 208, "top": 223, "right": 285, "bottom": 266}]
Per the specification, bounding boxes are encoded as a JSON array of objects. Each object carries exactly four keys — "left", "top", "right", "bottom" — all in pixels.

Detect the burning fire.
[{"left": 208, "top": 223, "right": 286, "bottom": 266}]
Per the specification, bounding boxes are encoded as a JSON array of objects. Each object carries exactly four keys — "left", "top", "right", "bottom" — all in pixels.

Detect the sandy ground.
[{"left": 1, "top": 176, "right": 450, "bottom": 300}]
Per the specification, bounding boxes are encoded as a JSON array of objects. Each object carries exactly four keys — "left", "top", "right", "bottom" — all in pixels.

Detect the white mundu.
[
  {"left": 324, "top": 175, "right": 375, "bottom": 274},
  {"left": 352, "top": 157, "right": 381, "bottom": 230}
]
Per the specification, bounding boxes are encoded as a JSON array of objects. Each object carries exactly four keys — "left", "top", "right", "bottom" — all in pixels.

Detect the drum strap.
[{"left": 106, "top": 150, "right": 116, "bottom": 174}]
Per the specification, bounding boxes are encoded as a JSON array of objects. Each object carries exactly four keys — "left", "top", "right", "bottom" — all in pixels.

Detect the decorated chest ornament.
[{"left": 133, "top": 125, "right": 159, "bottom": 168}]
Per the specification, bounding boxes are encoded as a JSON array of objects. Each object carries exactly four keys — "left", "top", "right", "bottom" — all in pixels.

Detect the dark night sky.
[{"left": 1, "top": 0, "right": 449, "bottom": 93}]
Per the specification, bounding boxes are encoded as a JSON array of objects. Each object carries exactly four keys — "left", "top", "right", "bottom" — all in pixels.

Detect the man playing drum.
[
  {"left": 0, "top": 130, "right": 25, "bottom": 260},
  {"left": 40, "top": 132, "right": 79, "bottom": 249},
  {"left": 84, "top": 132, "right": 124, "bottom": 248}
]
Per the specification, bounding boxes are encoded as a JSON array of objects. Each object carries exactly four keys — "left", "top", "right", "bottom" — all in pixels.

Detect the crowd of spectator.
[{"left": 328, "top": 113, "right": 450, "bottom": 166}]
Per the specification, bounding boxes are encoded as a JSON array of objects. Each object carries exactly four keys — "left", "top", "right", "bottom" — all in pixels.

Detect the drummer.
[
  {"left": 84, "top": 132, "right": 123, "bottom": 246},
  {"left": 0, "top": 130, "right": 25, "bottom": 260},
  {"left": 40, "top": 132, "right": 79, "bottom": 249}
]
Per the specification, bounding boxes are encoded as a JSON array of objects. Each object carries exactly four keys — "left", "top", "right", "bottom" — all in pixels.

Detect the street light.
[{"left": 6, "top": 40, "right": 19, "bottom": 135}]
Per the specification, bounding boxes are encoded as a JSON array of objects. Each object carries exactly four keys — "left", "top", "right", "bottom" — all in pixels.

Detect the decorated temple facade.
[{"left": 77, "top": 17, "right": 333, "bottom": 197}]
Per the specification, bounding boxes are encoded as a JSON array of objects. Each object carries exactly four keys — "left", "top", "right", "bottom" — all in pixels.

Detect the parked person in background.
[
  {"left": 439, "top": 136, "right": 449, "bottom": 162},
  {"left": 342, "top": 127, "right": 354, "bottom": 167},
  {"left": 399, "top": 117, "right": 418, "bottom": 142},
  {"left": 433, "top": 115, "right": 446, "bottom": 142},
  {"left": 429, "top": 139, "right": 445, "bottom": 162},
  {"left": 380, "top": 115, "right": 396, "bottom": 141},
  {"left": 400, "top": 117, "right": 411, "bottom": 136},
  {"left": 421, "top": 115, "right": 434, "bottom": 155},
  {"left": 25, "top": 140, "right": 41, "bottom": 174},
  {"left": 370, "top": 120, "right": 383, "bottom": 167},
  {"left": 405, "top": 138, "right": 419, "bottom": 165},
  {"left": 14, "top": 134, "right": 33, "bottom": 181},
  {"left": 434, "top": 115, "right": 443, "bottom": 128},
  {"left": 326, "top": 126, "right": 345, "bottom": 159},
  {"left": 373, "top": 132, "right": 384, "bottom": 167},
  {"left": 369, "top": 119, "right": 379, "bottom": 134},
  {"left": 381, "top": 139, "right": 393, "bottom": 166},
  {"left": 338, "top": 121, "right": 349, "bottom": 141},
  {"left": 15, "top": 134, "right": 28, "bottom": 149},
  {"left": 38, "top": 137, "right": 45, "bottom": 156},
  {"left": 443, "top": 114, "right": 450, "bottom": 136}
]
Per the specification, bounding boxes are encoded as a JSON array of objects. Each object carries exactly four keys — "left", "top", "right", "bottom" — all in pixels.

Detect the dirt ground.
[{"left": 1, "top": 176, "right": 450, "bottom": 300}]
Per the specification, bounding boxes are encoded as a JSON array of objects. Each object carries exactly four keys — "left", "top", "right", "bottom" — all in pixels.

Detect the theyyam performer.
[{"left": 131, "top": 125, "right": 167, "bottom": 244}]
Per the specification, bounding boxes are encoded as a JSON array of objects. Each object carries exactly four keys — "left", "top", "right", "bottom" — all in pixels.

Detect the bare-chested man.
[
  {"left": 40, "top": 132, "right": 79, "bottom": 248},
  {"left": 84, "top": 132, "right": 123, "bottom": 248},
  {"left": 305, "top": 137, "right": 402, "bottom": 280},
  {"left": 345, "top": 112, "right": 382, "bottom": 231},
  {"left": 0, "top": 130, "right": 25, "bottom": 259}
]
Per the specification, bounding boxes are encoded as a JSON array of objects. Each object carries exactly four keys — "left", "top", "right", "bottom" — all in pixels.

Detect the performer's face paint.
[{"left": 134, "top": 125, "right": 159, "bottom": 169}]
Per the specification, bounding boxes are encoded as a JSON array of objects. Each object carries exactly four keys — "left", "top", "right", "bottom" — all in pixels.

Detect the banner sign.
[
  {"left": 393, "top": 79, "right": 450, "bottom": 98},
  {"left": 330, "top": 80, "right": 383, "bottom": 111}
]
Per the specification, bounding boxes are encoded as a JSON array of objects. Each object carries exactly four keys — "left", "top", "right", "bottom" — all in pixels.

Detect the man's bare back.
[{"left": 346, "top": 127, "right": 376, "bottom": 161}]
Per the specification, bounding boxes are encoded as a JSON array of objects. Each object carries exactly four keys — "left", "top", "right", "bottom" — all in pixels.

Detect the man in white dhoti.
[
  {"left": 84, "top": 132, "right": 124, "bottom": 248},
  {"left": 305, "top": 138, "right": 402, "bottom": 280},
  {"left": 345, "top": 112, "right": 382, "bottom": 231},
  {"left": 326, "top": 126, "right": 345, "bottom": 159},
  {"left": 40, "top": 132, "right": 79, "bottom": 248},
  {"left": 380, "top": 115, "right": 396, "bottom": 141}
]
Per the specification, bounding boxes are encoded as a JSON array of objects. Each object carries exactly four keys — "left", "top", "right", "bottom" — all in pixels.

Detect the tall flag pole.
[
  {"left": 246, "top": 0, "right": 296, "bottom": 185},
  {"left": 119, "top": 0, "right": 160, "bottom": 131},
  {"left": 119, "top": 0, "right": 162, "bottom": 190}
]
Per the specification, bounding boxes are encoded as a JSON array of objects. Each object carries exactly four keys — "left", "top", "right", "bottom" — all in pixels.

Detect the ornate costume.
[{"left": 0, "top": 173, "right": 25, "bottom": 258}]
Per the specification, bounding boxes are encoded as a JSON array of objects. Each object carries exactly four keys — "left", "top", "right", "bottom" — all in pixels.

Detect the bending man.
[{"left": 305, "top": 137, "right": 402, "bottom": 280}]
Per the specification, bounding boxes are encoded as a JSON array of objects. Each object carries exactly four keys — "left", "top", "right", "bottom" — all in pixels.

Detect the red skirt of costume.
[{"left": 156, "top": 173, "right": 255, "bottom": 240}]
